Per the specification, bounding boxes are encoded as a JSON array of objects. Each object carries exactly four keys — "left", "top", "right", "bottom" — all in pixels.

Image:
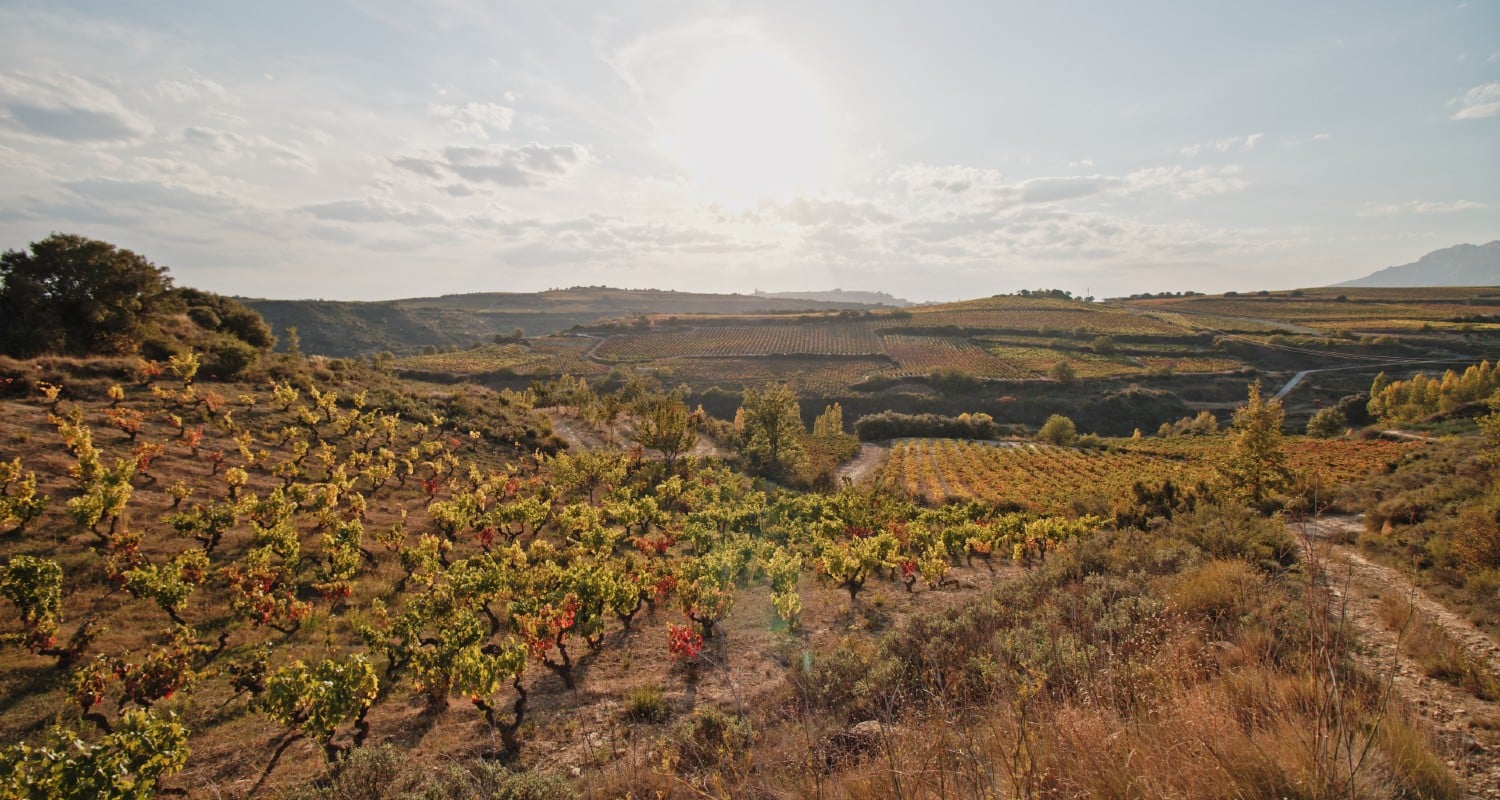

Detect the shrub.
[
  {"left": 1167, "top": 559, "right": 1264, "bottom": 634},
  {"left": 1169, "top": 502, "right": 1298, "bottom": 572},
  {"left": 623, "top": 683, "right": 669, "bottom": 723},
  {"left": 665, "top": 706, "right": 753, "bottom": 772},
  {"left": 203, "top": 336, "right": 260, "bottom": 380},
  {"left": 928, "top": 367, "right": 982, "bottom": 393},
  {"left": 1048, "top": 360, "right": 1077, "bottom": 384},
  {"left": 1305, "top": 407, "right": 1347, "bottom": 438},
  {"left": 1037, "top": 414, "right": 1078, "bottom": 446},
  {"left": 852, "top": 411, "right": 1001, "bottom": 441}
]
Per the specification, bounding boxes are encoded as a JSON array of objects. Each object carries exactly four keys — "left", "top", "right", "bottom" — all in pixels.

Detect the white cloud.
[
  {"left": 392, "top": 142, "right": 592, "bottom": 187},
  {"left": 882, "top": 162, "right": 1006, "bottom": 198},
  {"left": 1451, "top": 81, "right": 1500, "bottom": 119},
  {"left": 297, "top": 197, "right": 443, "bottom": 225},
  {"left": 1357, "top": 199, "right": 1488, "bottom": 217},
  {"left": 0, "top": 71, "right": 152, "bottom": 142},
  {"left": 761, "top": 195, "right": 895, "bottom": 227},
  {"left": 155, "top": 76, "right": 229, "bottom": 104},
  {"left": 1180, "top": 133, "right": 1264, "bottom": 158},
  {"left": 1125, "top": 165, "right": 1247, "bottom": 199},
  {"left": 1014, "top": 175, "right": 1123, "bottom": 204},
  {"left": 428, "top": 101, "right": 515, "bottom": 139}
]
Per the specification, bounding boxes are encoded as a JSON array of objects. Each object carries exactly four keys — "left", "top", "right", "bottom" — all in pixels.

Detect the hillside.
[
  {"left": 751, "top": 289, "right": 912, "bottom": 306},
  {"left": 1, "top": 355, "right": 1493, "bottom": 798},
  {"left": 390, "top": 287, "right": 1500, "bottom": 438},
  {"left": 1336, "top": 241, "right": 1500, "bottom": 287},
  {"left": 241, "top": 287, "right": 893, "bottom": 358}
]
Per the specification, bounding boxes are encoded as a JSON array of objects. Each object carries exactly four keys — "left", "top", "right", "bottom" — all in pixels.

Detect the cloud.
[
  {"left": 61, "top": 178, "right": 244, "bottom": 214},
  {"left": 178, "top": 125, "right": 248, "bottom": 154},
  {"left": 1125, "top": 165, "right": 1247, "bottom": 198},
  {"left": 1180, "top": 133, "right": 1264, "bottom": 157},
  {"left": 1014, "top": 175, "right": 1122, "bottom": 204},
  {"left": 1451, "top": 81, "right": 1500, "bottom": 119},
  {"left": 1357, "top": 199, "right": 1488, "bottom": 217},
  {"left": 762, "top": 196, "right": 895, "bottom": 227},
  {"left": 885, "top": 163, "right": 1006, "bottom": 196},
  {"left": 0, "top": 72, "right": 151, "bottom": 142},
  {"left": 297, "top": 197, "right": 442, "bottom": 225},
  {"left": 172, "top": 126, "right": 314, "bottom": 171},
  {"left": 428, "top": 101, "right": 515, "bottom": 139},
  {"left": 393, "top": 142, "right": 592, "bottom": 187},
  {"left": 155, "top": 76, "right": 229, "bottom": 104}
]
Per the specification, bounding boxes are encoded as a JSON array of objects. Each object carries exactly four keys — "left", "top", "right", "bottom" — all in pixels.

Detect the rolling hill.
[{"left": 240, "top": 287, "right": 894, "bottom": 357}]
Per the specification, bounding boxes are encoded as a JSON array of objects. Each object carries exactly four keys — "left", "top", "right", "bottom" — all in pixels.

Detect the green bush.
[
  {"left": 1037, "top": 414, "right": 1078, "bottom": 446},
  {"left": 623, "top": 683, "right": 669, "bottom": 723}
]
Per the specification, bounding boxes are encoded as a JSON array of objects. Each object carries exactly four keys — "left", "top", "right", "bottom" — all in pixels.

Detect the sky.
[{"left": 0, "top": 1, "right": 1496, "bottom": 302}]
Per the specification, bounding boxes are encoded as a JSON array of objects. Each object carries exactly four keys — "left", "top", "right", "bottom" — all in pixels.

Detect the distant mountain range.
[
  {"left": 752, "top": 289, "right": 911, "bottom": 307},
  {"left": 1336, "top": 241, "right": 1500, "bottom": 287}
]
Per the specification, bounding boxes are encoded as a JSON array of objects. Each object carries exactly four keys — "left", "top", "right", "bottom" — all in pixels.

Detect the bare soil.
[{"left": 835, "top": 442, "right": 890, "bottom": 486}]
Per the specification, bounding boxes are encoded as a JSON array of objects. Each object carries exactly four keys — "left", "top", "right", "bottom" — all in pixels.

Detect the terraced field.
[
  {"left": 882, "top": 335, "right": 1023, "bottom": 378},
  {"left": 1128, "top": 287, "right": 1500, "bottom": 333},
  {"left": 641, "top": 356, "right": 893, "bottom": 392},
  {"left": 592, "top": 321, "right": 884, "bottom": 361}
]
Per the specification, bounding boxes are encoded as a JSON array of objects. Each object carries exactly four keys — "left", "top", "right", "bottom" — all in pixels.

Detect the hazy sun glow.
[{"left": 667, "top": 47, "right": 834, "bottom": 205}]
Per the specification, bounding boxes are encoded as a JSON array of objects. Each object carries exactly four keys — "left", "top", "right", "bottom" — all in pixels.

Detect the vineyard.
[
  {"left": 881, "top": 435, "right": 1420, "bottom": 512},
  {"left": 592, "top": 322, "right": 884, "bottom": 362},
  {"left": 0, "top": 364, "right": 1098, "bottom": 796},
  {"left": 881, "top": 335, "right": 1022, "bottom": 378},
  {"left": 391, "top": 339, "right": 608, "bottom": 379},
  {"left": 642, "top": 356, "right": 892, "bottom": 392},
  {"left": 890, "top": 298, "right": 1190, "bottom": 336},
  {"left": 1127, "top": 288, "right": 1500, "bottom": 333},
  {"left": 393, "top": 343, "right": 548, "bottom": 374}
]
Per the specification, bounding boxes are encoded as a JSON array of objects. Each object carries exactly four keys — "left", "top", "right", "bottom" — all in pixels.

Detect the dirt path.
[
  {"left": 1298, "top": 516, "right": 1500, "bottom": 797},
  {"left": 836, "top": 442, "right": 890, "bottom": 485},
  {"left": 540, "top": 409, "right": 611, "bottom": 450}
]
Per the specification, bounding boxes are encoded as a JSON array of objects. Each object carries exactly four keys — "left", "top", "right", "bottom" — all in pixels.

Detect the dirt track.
[
  {"left": 1299, "top": 516, "right": 1500, "bottom": 797},
  {"left": 835, "top": 442, "right": 890, "bottom": 485}
]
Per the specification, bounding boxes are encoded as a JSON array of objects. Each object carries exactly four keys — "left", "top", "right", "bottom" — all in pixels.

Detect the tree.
[
  {"left": 1218, "top": 382, "right": 1291, "bottom": 508},
  {"left": 811, "top": 403, "right": 845, "bottom": 438},
  {"left": 738, "top": 383, "right": 807, "bottom": 479},
  {"left": 633, "top": 394, "right": 698, "bottom": 467},
  {"left": 1305, "top": 407, "right": 1347, "bottom": 439},
  {"left": 1037, "top": 414, "right": 1078, "bottom": 446},
  {"left": 0, "top": 234, "right": 172, "bottom": 356}
]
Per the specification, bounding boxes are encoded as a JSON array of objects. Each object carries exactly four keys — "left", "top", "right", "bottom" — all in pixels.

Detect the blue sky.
[{"left": 0, "top": 1, "right": 1495, "bottom": 301}]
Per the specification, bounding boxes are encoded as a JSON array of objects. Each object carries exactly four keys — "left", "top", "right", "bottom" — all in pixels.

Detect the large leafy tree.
[
  {"left": 739, "top": 383, "right": 808, "bottom": 480},
  {"left": 0, "top": 234, "right": 172, "bottom": 356},
  {"left": 1217, "top": 382, "right": 1291, "bottom": 507}
]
